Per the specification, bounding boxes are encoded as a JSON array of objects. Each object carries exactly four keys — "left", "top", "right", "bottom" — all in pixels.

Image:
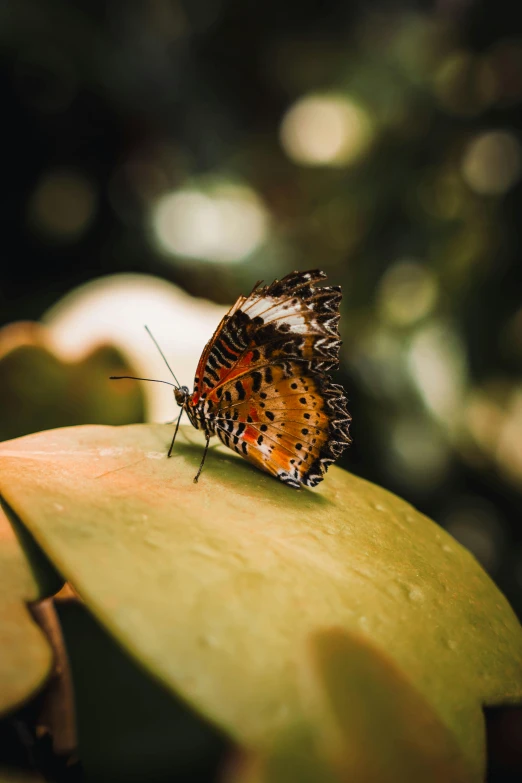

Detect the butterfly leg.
[
  {"left": 193, "top": 433, "right": 211, "bottom": 483},
  {"left": 168, "top": 407, "right": 184, "bottom": 457}
]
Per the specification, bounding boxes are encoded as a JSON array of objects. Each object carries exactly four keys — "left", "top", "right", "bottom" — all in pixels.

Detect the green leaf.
[
  {"left": 0, "top": 424, "right": 521, "bottom": 781},
  {"left": 228, "top": 629, "right": 474, "bottom": 783},
  {"left": 305, "top": 628, "right": 474, "bottom": 782},
  {"left": 0, "top": 322, "right": 145, "bottom": 442},
  {"left": 0, "top": 503, "right": 54, "bottom": 715}
]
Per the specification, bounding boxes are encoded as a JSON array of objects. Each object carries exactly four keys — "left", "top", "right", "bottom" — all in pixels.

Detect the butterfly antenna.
[
  {"left": 109, "top": 376, "right": 177, "bottom": 387},
  {"left": 144, "top": 326, "right": 182, "bottom": 387}
]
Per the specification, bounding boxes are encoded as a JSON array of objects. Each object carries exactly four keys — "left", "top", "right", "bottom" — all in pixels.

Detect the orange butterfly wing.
[
  {"left": 211, "top": 362, "right": 349, "bottom": 487},
  {"left": 187, "top": 270, "right": 350, "bottom": 487}
]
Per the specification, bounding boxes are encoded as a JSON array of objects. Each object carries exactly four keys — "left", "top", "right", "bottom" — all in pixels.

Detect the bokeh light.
[
  {"left": 151, "top": 184, "right": 269, "bottom": 262},
  {"left": 408, "top": 323, "right": 468, "bottom": 424},
  {"left": 280, "top": 93, "right": 374, "bottom": 167},
  {"left": 377, "top": 261, "right": 438, "bottom": 326},
  {"left": 28, "top": 169, "right": 97, "bottom": 241},
  {"left": 464, "top": 383, "right": 507, "bottom": 461},
  {"left": 461, "top": 130, "right": 522, "bottom": 195},
  {"left": 496, "top": 386, "right": 522, "bottom": 487},
  {"left": 463, "top": 381, "right": 522, "bottom": 490}
]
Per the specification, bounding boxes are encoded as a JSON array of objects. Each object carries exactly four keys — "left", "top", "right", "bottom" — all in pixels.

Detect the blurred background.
[{"left": 1, "top": 0, "right": 522, "bottom": 629}]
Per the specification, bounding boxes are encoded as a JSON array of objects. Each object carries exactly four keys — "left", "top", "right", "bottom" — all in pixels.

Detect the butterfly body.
[{"left": 176, "top": 270, "right": 351, "bottom": 488}]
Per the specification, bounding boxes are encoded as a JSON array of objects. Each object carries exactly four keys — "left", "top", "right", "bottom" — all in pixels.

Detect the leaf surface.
[{"left": 0, "top": 423, "right": 521, "bottom": 780}]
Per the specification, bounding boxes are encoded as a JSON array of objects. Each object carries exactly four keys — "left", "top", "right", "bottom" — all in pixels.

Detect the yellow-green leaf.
[
  {"left": 0, "top": 424, "right": 521, "bottom": 781},
  {"left": 0, "top": 322, "right": 145, "bottom": 442},
  {"left": 0, "top": 502, "right": 54, "bottom": 714},
  {"left": 305, "top": 628, "right": 474, "bottom": 782},
  {"left": 228, "top": 629, "right": 474, "bottom": 783}
]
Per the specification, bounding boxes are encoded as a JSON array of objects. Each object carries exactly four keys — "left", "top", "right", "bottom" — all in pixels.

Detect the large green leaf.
[{"left": 0, "top": 423, "right": 521, "bottom": 781}]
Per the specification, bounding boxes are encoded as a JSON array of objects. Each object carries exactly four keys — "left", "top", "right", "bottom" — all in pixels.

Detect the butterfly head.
[{"left": 174, "top": 385, "right": 190, "bottom": 407}]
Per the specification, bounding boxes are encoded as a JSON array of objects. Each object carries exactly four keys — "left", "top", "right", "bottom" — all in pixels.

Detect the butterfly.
[{"left": 112, "top": 270, "right": 351, "bottom": 488}]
